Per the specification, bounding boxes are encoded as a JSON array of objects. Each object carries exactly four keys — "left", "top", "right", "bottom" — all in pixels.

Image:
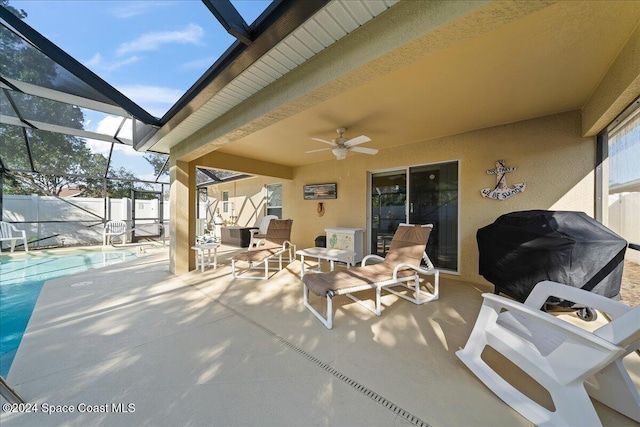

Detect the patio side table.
[{"left": 191, "top": 242, "right": 220, "bottom": 272}]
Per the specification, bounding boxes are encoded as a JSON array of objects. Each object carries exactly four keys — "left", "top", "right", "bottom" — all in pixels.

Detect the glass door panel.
[
  {"left": 409, "top": 162, "right": 458, "bottom": 271},
  {"left": 370, "top": 170, "right": 406, "bottom": 256}
]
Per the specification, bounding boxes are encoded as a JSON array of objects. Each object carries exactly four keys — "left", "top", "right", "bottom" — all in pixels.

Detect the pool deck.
[{"left": 1, "top": 245, "right": 639, "bottom": 426}]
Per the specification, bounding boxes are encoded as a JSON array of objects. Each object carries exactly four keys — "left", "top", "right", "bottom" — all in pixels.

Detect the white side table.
[
  {"left": 191, "top": 243, "right": 220, "bottom": 272},
  {"left": 296, "top": 247, "right": 355, "bottom": 279}
]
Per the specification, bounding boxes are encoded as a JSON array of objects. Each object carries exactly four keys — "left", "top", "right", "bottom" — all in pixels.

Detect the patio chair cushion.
[
  {"left": 304, "top": 263, "right": 417, "bottom": 296},
  {"left": 382, "top": 224, "right": 431, "bottom": 267},
  {"left": 233, "top": 244, "right": 285, "bottom": 263}
]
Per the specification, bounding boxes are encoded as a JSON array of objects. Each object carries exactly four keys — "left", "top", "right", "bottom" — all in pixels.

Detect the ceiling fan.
[{"left": 306, "top": 127, "right": 378, "bottom": 160}]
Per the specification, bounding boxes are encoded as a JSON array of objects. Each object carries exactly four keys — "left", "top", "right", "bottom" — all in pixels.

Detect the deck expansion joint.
[{"left": 215, "top": 300, "right": 431, "bottom": 427}]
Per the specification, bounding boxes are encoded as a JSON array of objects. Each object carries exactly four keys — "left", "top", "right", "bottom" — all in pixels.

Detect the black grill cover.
[{"left": 477, "top": 210, "right": 626, "bottom": 305}]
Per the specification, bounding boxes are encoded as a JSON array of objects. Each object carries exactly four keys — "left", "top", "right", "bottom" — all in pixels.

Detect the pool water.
[{"left": 0, "top": 249, "right": 140, "bottom": 377}]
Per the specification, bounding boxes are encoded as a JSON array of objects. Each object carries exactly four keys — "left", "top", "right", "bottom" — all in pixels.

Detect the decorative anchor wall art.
[{"left": 481, "top": 160, "right": 526, "bottom": 201}]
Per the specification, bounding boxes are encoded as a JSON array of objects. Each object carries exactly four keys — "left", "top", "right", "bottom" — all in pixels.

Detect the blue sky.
[{"left": 9, "top": 0, "right": 272, "bottom": 182}]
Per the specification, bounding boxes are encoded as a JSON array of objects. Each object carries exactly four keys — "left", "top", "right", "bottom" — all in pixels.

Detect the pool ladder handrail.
[{"left": 0, "top": 376, "right": 25, "bottom": 404}]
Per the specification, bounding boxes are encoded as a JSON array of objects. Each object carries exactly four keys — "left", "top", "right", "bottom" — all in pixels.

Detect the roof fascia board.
[
  {"left": 0, "top": 6, "right": 160, "bottom": 126},
  {"left": 201, "top": 0, "right": 252, "bottom": 46},
  {"left": 138, "top": 0, "right": 330, "bottom": 152}
]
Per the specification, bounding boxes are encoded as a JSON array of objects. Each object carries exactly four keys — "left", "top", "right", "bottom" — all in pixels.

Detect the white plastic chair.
[
  {"left": 103, "top": 220, "right": 128, "bottom": 245},
  {"left": 456, "top": 280, "right": 640, "bottom": 426},
  {"left": 248, "top": 215, "right": 278, "bottom": 248},
  {"left": 0, "top": 221, "right": 28, "bottom": 252}
]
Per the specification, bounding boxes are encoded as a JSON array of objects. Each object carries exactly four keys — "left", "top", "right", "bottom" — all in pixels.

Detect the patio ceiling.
[{"left": 159, "top": 1, "right": 640, "bottom": 172}]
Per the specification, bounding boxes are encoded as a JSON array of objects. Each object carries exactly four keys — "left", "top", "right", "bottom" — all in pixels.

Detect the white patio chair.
[
  {"left": 248, "top": 215, "right": 278, "bottom": 248},
  {"left": 0, "top": 221, "right": 29, "bottom": 252},
  {"left": 456, "top": 280, "right": 640, "bottom": 427},
  {"left": 103, "top": 220, "right": 128, "bottom": 245}
]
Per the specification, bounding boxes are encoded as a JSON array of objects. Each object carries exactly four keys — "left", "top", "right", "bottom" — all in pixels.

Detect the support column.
[{"left": 170, "top": 158, "right": 197, "bottom": 274}]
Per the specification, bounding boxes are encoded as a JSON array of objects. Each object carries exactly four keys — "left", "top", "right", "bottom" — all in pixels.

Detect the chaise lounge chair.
[
  {"left": 302, "top": 224, "right": 439, "bottom": 329},
  {"left": 456, "top": 280, "right": 640, "bottom": 426},
  {"left": 232, "top": 219, "right": 295, "bottom": 280}
]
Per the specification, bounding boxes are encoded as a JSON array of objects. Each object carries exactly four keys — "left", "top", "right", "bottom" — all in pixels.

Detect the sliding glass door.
[
  {"left": 370, "top": 161, "right": 458, "bottom": 271},
  {"left": 408, "top": 162, "right": 458, "bottom": 271},
  {"left": 370, "top": 170, "right": 407, "bottom": 255}
]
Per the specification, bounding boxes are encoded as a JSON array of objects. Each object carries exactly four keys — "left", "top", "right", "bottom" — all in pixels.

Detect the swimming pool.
[{"left": 0, "top": 248, "right": 142, "bottom": 377}]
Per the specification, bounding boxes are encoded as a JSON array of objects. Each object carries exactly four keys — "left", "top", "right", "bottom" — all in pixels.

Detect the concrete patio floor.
[{"left": 1, "top": 245, "right": 638, "bottom": 426}]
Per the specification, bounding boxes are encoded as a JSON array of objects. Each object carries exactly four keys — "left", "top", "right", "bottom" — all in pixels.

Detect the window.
[
  {"left": 266, "top": 184, "right": 282, "bottom": 218},
  {"left": 606, "top": 102, "right": 640, "bottom": 249},
  {"left": 601, "top": 98, "right": 640, "bottom": 307},
  {"left": 222, "top": 191, "right": 229, "bottom": 213}
]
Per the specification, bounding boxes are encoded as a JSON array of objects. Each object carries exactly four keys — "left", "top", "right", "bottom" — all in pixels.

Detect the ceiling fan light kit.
[
  {"left": 306, "top": 127, "right": 378, "bottom": 160},
  {"left": 332, "top": 147, "right": 349, "bottom": 160}
]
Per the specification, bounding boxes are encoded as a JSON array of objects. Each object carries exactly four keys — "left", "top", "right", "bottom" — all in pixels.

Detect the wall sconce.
[{"left": 317, "top": 202, "right": 325, "bottom": 217}]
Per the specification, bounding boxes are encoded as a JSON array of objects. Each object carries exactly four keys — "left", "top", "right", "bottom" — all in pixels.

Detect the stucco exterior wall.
[
  {"left": 206, "top": 178, "right": 272, "bottom": 228},
  {"left": 211, "top": 110, "right": 595, "bottom": 286}
]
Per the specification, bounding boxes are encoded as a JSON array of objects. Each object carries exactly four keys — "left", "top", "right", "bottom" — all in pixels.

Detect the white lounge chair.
[
  {"left": 302, "top": 224, "right": 439, "bottom": 329},
  {"left": 456, "top": 280, "right": 640, "bottom": 427},
  {"left": 232, "top": 219, "right": 294, "bottom": 280},
  {"left": 0, "top": 221, "right": 28, "bottom": 252},
  {"left": 103, "top": 220, "right": 128, "bottom": 245},
  {"left": 248, "top": 215, "right": 279, "bottom": 248}
]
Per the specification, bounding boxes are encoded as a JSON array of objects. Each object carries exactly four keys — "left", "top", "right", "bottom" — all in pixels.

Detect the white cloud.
[
  {"left": 116, "top": 24, "right": 204, "bottom": 56},
  {"left": 84, "top": 117, "right": 139, "bottom": 157},
  {"left": 109, "top": 1, "right": 177, "bottom": 19},
  {"left": 116, "top": 85, "right": 185, "bottom": 117},
  {"left": 118, "top": 85, "right": 184, "bottom": 104},
  {"left": 96, "top": 116, "right": 134, "bottom": 141},
  {"left": 85, "top": 53, "right": 140, "bottom": 72}
]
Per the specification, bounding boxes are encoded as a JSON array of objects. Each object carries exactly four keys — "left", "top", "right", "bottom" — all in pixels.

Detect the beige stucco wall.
[
  {"left": 206, "top": 178, "right": 273, "bottom": 228},
  {"left": 209, "top": 110, "right": 595, "bottom": 286}
]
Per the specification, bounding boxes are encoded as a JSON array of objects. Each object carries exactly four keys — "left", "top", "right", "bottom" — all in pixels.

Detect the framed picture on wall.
[{"left": 303, "top": 183, "right": 337, "bottom": 200}]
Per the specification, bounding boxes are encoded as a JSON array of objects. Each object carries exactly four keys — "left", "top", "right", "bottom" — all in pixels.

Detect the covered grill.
[{"left": 477, "top": 210, "right": 627, "bottom": 306}]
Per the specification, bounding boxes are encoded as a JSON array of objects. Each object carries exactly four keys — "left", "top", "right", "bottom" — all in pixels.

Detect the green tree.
[{"left": 143, "top": 152, "right": 169, "bottom": 179}]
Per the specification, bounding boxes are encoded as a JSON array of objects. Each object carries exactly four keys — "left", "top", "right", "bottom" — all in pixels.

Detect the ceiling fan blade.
[
  {"left": 311, "top": 137, "right": 336, "bottom": 146},
  {"left": 350, "top": 146, "right": 378, "bottom": 155},
  {"left": 305, "top": 147, "right": 332, "bottom": 153},
  {"left": 344, "top": 135, "right": 371, "bottom": 147}
]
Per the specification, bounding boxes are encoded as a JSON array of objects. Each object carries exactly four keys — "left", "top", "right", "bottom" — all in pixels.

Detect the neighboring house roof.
[{"left": 59, "top": 187, "right": 84, "bottom": 197}]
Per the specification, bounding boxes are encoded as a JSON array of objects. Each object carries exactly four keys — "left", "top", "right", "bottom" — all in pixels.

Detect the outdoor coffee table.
[
  {"left": 191, "top": 242, "right": 220, "bottom": 272},
  {"left": 296, "top": 247, "right": 355, "bottom": 279}
]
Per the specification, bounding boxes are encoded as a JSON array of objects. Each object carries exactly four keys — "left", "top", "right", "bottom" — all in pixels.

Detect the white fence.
[
  {"left": 1, "top": 195, "right": 171, "bottom": 249},
  {"left": 609, "top": 192, "right": 640, "bottom": 264}
]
